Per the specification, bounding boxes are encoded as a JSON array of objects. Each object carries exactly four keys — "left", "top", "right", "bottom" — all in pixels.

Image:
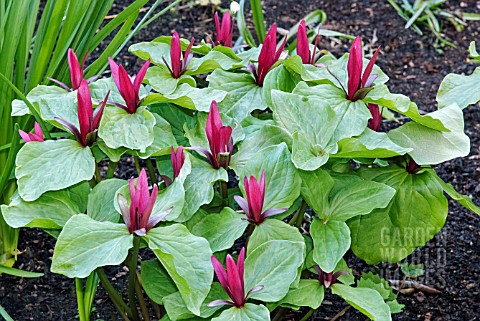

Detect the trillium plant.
[{"left": 2, "top": 7, "right": 479, "bottom": 321}]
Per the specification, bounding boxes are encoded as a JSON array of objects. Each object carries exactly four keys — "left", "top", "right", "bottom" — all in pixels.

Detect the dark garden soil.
[{"left": 1, "top": 0, "right": 480, "bottom": 320}]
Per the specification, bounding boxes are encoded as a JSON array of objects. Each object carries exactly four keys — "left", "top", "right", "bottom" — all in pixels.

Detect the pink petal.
[
  {"left": 33, "top": 122, "right": 44, "bottom": 142},
  {"left": 347, "top": 36, "right": 363, "bottom": 100},
  {"left": 207, "top": 300, "right": 235, "bottom": 307},
  {"left": 234, "top": 195, "right": 250, "bottom": 217},
  {"left": 183, "top": 37, "right": 195, "bottom": 71},
  {"left": 18, "top": 130, "right": 32, "bottom": 143},
  {"left": 68, "top": 48, "right": 82, "bottom": 90},
  {"left": 237, "top": 247, "right": 245, "bottom": 289},
  {"left": 117, "top": 65, "right": 137, "bottom": 114},
  {"left": 77, "top": 80, "right": 93, "bottom": 146},
  {"left": 211, "top": 256, "right": 228, "bottom": 290},
  {"left": 214, "top": 12, "right": 221, "bottom": 41},
  {"left": 133, "top": 59, "right": 150, "bottom": 96},
  {"left": 108, "top": 58, "right": 121, "bottom": 90},
  {"left": 170, "top": 32, "right": 181, "bottom": 78},
  {"left": 118, "top": 194, "right": 131, "bottom": 231},
  {"left": 226, "top": 254, "right": 244, "bottom": 306},
  {"left": 361, "top": 46, "right": 381, "bottom": 88},
  {"left": 262, "top": 208, "right": 287, "bottom": 219},
  {"left": 296, "top": 20, "right": 310, "bottom": 64},
  {"left": 93, "top": 91, "right": 110, "bottom": 130}
]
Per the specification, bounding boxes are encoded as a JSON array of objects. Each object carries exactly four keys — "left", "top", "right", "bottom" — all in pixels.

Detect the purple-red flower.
[
  {"left": 19, "top": 122, "right": 44, "bottom": 143},
  {"left": 194, "top": 101, "right": 233, "bottom": 169},
  {"left": 234, "top": 171, "right": 287, "bottom": 225},
  {"left": 164, "top": 32, "right": 194, "bottom": 79},
  {"left": 48, "top": 48, "right": 90, "bottom": 91},
  {"left": 214, "top": 11, "right": 233, "bottom": 47},
  {"left": 171, "top": 146, "right": 185, "bottom": 179},
  {"left": 406, "top": 159, "right": 420, "bottom": 174},
  {"left": 209, "top": 248, "right": 263, "bottom": 308},
  {"left": 346, "top": 36, "right": 381, "bottom": 101},
  {"left": 118, "top": 168, "right": 171, "bottom": 236},
  {"left": 367, "top": 103, "right": 382, "bottom": 132},
  {"left": 55, "top": 80, "right": 109, "bottom": 147},
  {"left": 108, "top": 58, "right": 150, "bottom": 114},
  {"left": 249, "top": 24, "right": 286, "bottom": 86},
  {"left": 314, "top": 266, "right": 348, "bottom": 288},
  {"left": 296, "top": 20, "right": 320, "bottom": 65}
]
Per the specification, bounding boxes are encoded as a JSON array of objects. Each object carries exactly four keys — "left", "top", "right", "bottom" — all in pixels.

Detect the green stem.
[
  {"left": 145, "top": 158, "right": 158, "bottom": 185},
  {"left": 220, "top": 180, "right": 229, "bottom": 206},
  {"left": 271, "top": 307, "right": 287, "bottom": 321},
  {"left": 128, "top": 237, "right": 141, "bottom": 321},
  {"left": 133, "top": 156, "right": 141, "bottom": 174},
  {"left": 245, "top": 224, "right": 255, "bottom": 248},
  {"left": 106, "top": 161, "right": 118, "bottom": 179},
  {"left": 95, "top": 165, "right": 102, "bottom": 183},
  {"left": 96, "top": 267, "right": 131, "bottom": 321},
  {"left": 135, "top": 270, "right": 151, "bottom": 321},
  {"left": 253, "top": 109, "right": 260, "bottom": 118},
  {"left": 289, "top": 200, "right": 307, "bottom": 228},
  {"left": 299, "top": 309, "right": 314, "bottom": 321},
  {"left": 75, "top": 278, "right": 87, "bottom": 321},
  {"left": 84, "top": 271, "right": 99, "bottom": 321}
]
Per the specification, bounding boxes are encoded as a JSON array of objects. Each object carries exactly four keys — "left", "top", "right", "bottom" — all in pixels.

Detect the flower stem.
[
  {"left": 271, "top": 307, "right": 287, "bottom": 321},
  {"left": 133, "top": 156, "right": 141, "bottom": 174},
  {"left": 220, "top": 180, "right": 229, "bottom": 206},
  {"left": 128, "top": 237, "right": 141, "bottom": 321},
  {"left": 75, "top": 278, "right": 87, "bottom": 321},
  {"left": 253, "top": 109, "right": 260, "bottom": 118},
  {"left": 299, "top": 308, "right": 314, "bottom": 321},
  {"left": 135, "top": 270, "right": 151, "bottom": 321},
  {"left": 245, "top": 224, "right": 255, "bottom": 248},
  {"left": 145, "top": 158, "right": 158, "bottom": 185},
  {"left": 289, "top": 200, "right": 307, "bottom": 228},
  {"left": 95, "top": 165, "right": 102, "bottom": 183},
  {"left": 106, "top": 161, "right": 118, "bottom": 179},
  {"left": 96, "top": 267, "right": 131, "bottom": 321}
]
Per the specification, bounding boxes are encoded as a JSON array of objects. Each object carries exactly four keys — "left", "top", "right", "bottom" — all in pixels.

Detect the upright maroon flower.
[
  {"left": 171, "top": 146, "right": 185, "bottom": 179},
  {"left": 19, "top": 122, "right": 44, "bottom": 143},
  {"left": 48, "top": 48, "right": 89, "bottom": 91},
  {"left": 209, "top": 248, "right": 263, "bottom": 308},
  {"left": 118, "top": 168, "right": 171, "bottom": 236},
  {"left": 55, "top": 80, "right": 109, "bottom": 147},
  {"left": 346, "top": 36, "right": 381, "bottom": 101},
  {"left": 194, "top": 101, "right": 233, "bottom": 169},
  {"left": 250, "top": 24, "right": 286, "bottom": 86},
  {"left": 406, "top": 159, "right": 420, "bottom": 174},
  {"left": 296, "top": 20, "right": 320, "bottom": 65},
  {"left": 314, "top": 266, "right": 348, "bottom": 288},
  {"left": 164, "top": 32, "right": 194, "bottom": 79},
  {"left": 234, "top": 171, "right": 287, "bottom": 225},
  {"left": 367, "top": 103, "right": 382, "bottom": 131},
  {"left": 109, "top": 58, "right": 150, "bottom": 114},
  {"left": 214, "top": 11, "right": 233, "bottom": 47}
]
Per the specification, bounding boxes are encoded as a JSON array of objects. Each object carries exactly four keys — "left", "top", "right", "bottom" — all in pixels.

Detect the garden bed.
[{"left": 1, "top": 0, "right": 479, "bottom": 320}]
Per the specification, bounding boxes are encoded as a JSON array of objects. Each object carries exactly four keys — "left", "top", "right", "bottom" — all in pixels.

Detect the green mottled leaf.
[
  {"left": 191, "top": 207, "right": 249, "bottom": 252},
  {"left": 437, "top": 67, "right": 480, "bottom": 109},
  {"left": 136, "top": 113, "right": 177, "bottom": 158},
  {"left": 212, "top": 304, "right": 270, "bottom": 321},
  {"left": 298, "top": 168, "right": 334, "bottom": 219},
  {"left": 146, "top": 224, "right": 213, "bottom": 315},
  {"left": 98, "top": 106, "right": 156, "bottom": 152},
  {"left": 51, "top": 214, "right": 133, "bottom": 278},
  {"left": 144, "top": 66, "right": 196, "bottom": 95},
  {"left": 311, "top": 219, "right": 350, "bottom": 273},
  {"left": 274, "top": 279, "right": 324, "bottom": 310},
  {"left": 141, "top": 259, "right": 178, "bottom": 304},
  {"left": 16, "top": 140, "right": 95, "bottom": 201},
  {"left": 87, "top": 179, "right": 127, "bottom": 223}
]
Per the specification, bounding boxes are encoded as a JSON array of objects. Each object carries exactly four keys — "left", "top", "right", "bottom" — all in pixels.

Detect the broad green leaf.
[
  {"left": 292, "top": 82, "right": 370, "bottom": 142},
  {"left": 212, "top": 304, "right": 270, "bottom": 321},
  {"left": 245, "top": 240, "right": 304, "bottom": 302},
  {"left": 434, "top": 174, "right": 480, "bottom": 215},
  {"left": 89, "top": 77, "right": 149, "bottom": 106},
  {"left": 150, "top": 103, "right": 194, "bottom": 147},
  {"left": 87, "top": 179, "right": 127, "bottom": 223},
  {"left": 333, "top": 128, "right": 412, "bottom": 159},
  {"left": 388, "top": 104, "right": 469, "bottom": 165},
  {"left": 274, "top": 279, "right": 324, "bottom": 310},
  {"left": 349, "top": 166, "right": 448, "bottom": 264},
  {"left": 143, "top": 85, "right": 227, "bottom": 112},
  {"left": 145, "top": 224, "right": 213, "bottom": 315},
  {"left": 155, "top": 150, "right": 192, "bottom": 185},
  {"left": 263, "top": 64, "right": 301, "bottom": 107},
  {"left": 97, "top": 140, "right": 127, "bottom": 162},
  {"left": 299, "top": 168, "right": 334, "bottom": 219},
  {"left": 437, "top": 67, "right": 480, "bottom": 109},
  {"left": 181, "top": 157, "right": 228, "bottom": 221},
  {"left": 326, "top": 180, "right": 396, "bottom": 221},
  {"left": 141, "top": 259, "right": 178, "bottom": 304},
  {"left": 51, "top": 214, "right": 133, "bottom": 278},
  {"left": 187, "top": 48, "right": 242, "bottom": 74},
  {"left": 129, "top": 41, "right": 172, "bottom": 65},
  {"left": 230, "top": 125, "right": 292, "bottom": 171},
  {"left": 144, "top": 66, "right": 195, "bottom": 95},
  {"left": 207, "top": 69, "right": 265, "bottom": 122},
  {"left": 311, "top": 219, "right": 350, "bottom": 273},
  {"left": 16, "top": 140, "right": 95, "bottom": 201},
  {"left": 98, "top": 106, "right": 156, "bottom": 152},
  {"left": 248, "top": 219, "right": 305, "bottom": 254},
  {"left": 136, "top": 113, "right": 177, "bottom": 158},
  {"left": 11, "top": 85, "right": 70, "bottom": 118},
  {"left": 191, "top": 207, "right": 249, "bottom": 252},
  {"left": 1, "top": 182, "right": 89, "bottom": 229},
  {"left": 163, "top": 283, "right": 228, "bottom": 320},
  {"left": 235, "top": 143, "right": 301, "bottom": 211},
  {"left": 331, "top": 284, "right": 392, "bottom": 321}
]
